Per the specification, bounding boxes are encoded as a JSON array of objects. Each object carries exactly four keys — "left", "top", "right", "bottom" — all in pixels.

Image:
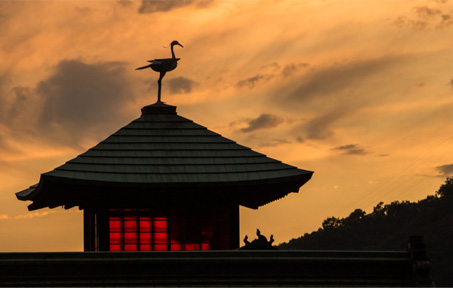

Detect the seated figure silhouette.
[
  {"left": 240, "top": 229, "right": 278, "bottom": 250},
  {"left": 256, "top": 229, "right": 267, "bottom": 243}
]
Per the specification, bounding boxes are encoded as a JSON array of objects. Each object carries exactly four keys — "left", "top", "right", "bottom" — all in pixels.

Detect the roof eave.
[
  {"left": 15, "top": 183, "right": 39, "bottom": 201},
  {"left": 16, "top": 170, "right": 313, "bottom": 211}
]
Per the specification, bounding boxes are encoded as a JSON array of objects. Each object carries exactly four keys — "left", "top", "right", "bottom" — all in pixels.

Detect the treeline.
[{"left": 279, "top": 178, "right": 452, "bottom": 286}]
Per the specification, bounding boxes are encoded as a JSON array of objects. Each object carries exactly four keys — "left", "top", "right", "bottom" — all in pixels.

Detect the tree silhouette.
[
  {"left": 322, "top": 216, "right": 342, "bottom": 229},
  {"left": 436, "top": 177, "right": 452, "bottom": 198},
  {"left": 280, "top": 177, "right": 453, "bottom": 287}
]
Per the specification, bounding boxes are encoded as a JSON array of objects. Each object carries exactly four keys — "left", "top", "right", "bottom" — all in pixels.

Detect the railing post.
[{"left": 408, "top": 235, "right": 434, "bottom": 287}]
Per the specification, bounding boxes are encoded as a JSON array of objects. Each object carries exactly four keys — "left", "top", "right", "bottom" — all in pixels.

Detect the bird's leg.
[{"left": 157, "top": 71, "right": 166, "bottom": 103}]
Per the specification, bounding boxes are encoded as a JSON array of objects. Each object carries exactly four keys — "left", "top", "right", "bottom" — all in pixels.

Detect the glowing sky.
[{"left": 0, "top": 0, "right": 452, "bottom": 251}]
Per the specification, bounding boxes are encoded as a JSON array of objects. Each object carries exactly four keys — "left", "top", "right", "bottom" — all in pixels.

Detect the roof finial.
[{"left": 136, "top": 40, "right": 184, "bottom": 103}]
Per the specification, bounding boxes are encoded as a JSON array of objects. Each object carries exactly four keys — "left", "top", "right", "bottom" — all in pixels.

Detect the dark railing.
[{"left": 0, "top": 249, "right": 425, "bottom": 287}]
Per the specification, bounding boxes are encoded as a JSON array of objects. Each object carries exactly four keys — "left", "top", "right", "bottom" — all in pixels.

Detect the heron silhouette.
[{"left": 136, "top": 40, "right": 183, "bottom": 103}]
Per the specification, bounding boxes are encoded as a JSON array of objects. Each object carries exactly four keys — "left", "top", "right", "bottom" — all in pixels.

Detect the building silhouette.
[
  {"left": 10, "top": 102, "right": 432, "bottom": 287},
  {"left": 16, "top": 101, "right": 313, "bottom": 251}
]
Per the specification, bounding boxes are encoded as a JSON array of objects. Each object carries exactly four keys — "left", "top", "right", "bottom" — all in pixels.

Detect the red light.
[
  {"left": 124, "top": 232, "right": 136, "bottom": 243},
  {"left": 110, "top": 244, "right": 121, "bottom": 251},
  {"left": 154, "top": 232, "right": 167, "bottom": 243},
  {"left": 140, "top": 244, "right": 152, "bottom": 251},
  {"left": 171, "top": 243, "right": 182, "bottom": 251},
  {"left": 110, "top": 232, "right": 121, "bottom": 244},
  {"left": 109, "top": 212, "right": 173, "bottom": 251},
  {"left": 110, "top": 218, "right": 121, "bottom": 231},
  {"left": 185, "top": 244, "right": 199, "bottom": 251},
  {"left": 140, "top": 232, "right": 151, "bottom": 243},
  {"left": 154, "top": 219, "right": 167, "bottom": 231},
  {"left": 124, "top": 217, "right": 137, "bottom": 231},
  {"left": 154, "top": 244, "right": 167, "bottom": 251},
  {"left": 124, "top": 244, "right": 137, "bottom": 251},
  {"left": 140, "top": 219, "right": 151, "bottom": 231},
  {"left": 202, "top": 243, "right": 210, "bottom": 250}
]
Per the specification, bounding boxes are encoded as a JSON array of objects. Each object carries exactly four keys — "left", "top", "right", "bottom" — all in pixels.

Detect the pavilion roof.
[{"left": 16, "top": 102, "right": 313, "bottom": 210}]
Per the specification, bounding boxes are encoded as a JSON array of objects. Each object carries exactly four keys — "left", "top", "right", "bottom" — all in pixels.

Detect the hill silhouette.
[{"left": 279, "top": 178, "right": 453, "bottom": 287}]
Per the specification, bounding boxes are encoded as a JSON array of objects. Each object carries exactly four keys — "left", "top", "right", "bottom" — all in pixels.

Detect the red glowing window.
[
  {"left": 110, "top": 232, "right": 121, "bottom": 244},
  {"left": 125, "top": 244, "right": 137, "bottom": 251},
  {"left": 140, "top": 244, "right": 152, "bottom": 251},
  {"left": 140, "top": 218, "right": 151, "bottom": 231},
  {"left": 154, "top": 244, "right": 167, "bottom": 251},
  {"left": 124, "top": 232, "right": 137, "bottom": 243},
  {"left": 110, "top": 218, "right": 121, "bottom": 231},
  {"left": 109, "top": 210, "right": 168, "bottom": 252},
  {"left": 140, "top": 233, "right": 151, "bottom": 243},
  {"left": 185, "top": 244, "right": 199, "bottom": 251},
  {"left": 171, "top": 243, "right": 182, "bottom": 251},
  {"left": 124, "top": 217, "right": 137, "bottom": 231},
  {"left": 154, "top": 219, "right": 166, "bottom": 231},
  {"left": 110, "top": 244, "right": 121, "bottom": 251},
  {"left": 109, "top": 210, "right": 215, "bottom": 252},
  {"left": 154, "top": 232, "right": 167, "bottom": 243}
]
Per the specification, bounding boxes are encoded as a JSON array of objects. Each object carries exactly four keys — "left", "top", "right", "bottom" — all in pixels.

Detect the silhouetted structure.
[
  {"left": 136, "top": 40, "right": 183, "bottom": 103},
  {"left": 408, "top": 236, "right": 434, "bottom": 287},
  {"left": 0, "top": 237, "right": 432, "bottom": 287},
  {"left": 16, "top": 102, "right": 313, "bottom": 251},
  {"left": 8, "top": 49, "right": 436, "bottom": 286},
  {"left": 240, "top": 229, "right": 277, "bottom": 250}
]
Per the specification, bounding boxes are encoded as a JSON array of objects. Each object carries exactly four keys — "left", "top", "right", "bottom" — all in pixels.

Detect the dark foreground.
[{"left": 0, "top": 249, "right": 431, "bottom": 287}]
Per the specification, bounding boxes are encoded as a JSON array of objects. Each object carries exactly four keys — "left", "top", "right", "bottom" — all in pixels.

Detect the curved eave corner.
[
  {"left": 15, "top": 183, "right": 42, "bottom": 211},
  {"left": 16, "top": 183, "right": 39, "bottom": 201},
  {"left": 15, "top": 176, "right": 72, "bottom": 211},
  {"left": 244, "top": 169, "right": 314, "bottom": 209}
]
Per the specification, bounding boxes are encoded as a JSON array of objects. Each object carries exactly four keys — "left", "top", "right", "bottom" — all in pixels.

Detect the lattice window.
[
  {"left": 109, "top": 209, "right": 214, "bottom": 251},
  {"left": 109, "top": 210, "right": 168, "bottom": 251}
]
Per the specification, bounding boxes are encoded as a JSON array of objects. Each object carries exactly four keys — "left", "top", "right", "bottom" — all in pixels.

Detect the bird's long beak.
[{"left": 178, "top": 43, "right": 184, "bottom": 48}]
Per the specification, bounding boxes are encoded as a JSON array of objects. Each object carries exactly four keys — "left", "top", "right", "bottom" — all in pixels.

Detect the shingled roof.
[{"left": 16, "top": 102, "right": 313, "bottom": 210}]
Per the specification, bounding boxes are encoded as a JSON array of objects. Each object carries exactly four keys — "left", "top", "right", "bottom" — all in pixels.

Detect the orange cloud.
[{"left": 1, "top": 0, "right": 452, "bottom": 251}]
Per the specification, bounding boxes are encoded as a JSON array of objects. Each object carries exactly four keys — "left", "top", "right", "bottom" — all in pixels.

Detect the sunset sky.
[{"left": 0, "top": 0, "right": 452, "bottom": 252}]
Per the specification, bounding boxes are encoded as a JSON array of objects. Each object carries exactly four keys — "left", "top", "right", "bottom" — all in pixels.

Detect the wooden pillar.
[
  {"left": 83, "top": 209, "right": 95, "bottom": 251},
  {"left": 229, "top": 204, "right": 240, "bottom": 249},
  {"left": 97, "top": 208, "right": 110, "bottom": 251},
  {"left": 83, "top": 208, "right": 109, "bottom": 251}
]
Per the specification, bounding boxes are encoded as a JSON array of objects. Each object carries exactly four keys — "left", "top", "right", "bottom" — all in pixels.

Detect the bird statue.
[{"left": 136, "top": 40, "right": 184, "bottom": 103}]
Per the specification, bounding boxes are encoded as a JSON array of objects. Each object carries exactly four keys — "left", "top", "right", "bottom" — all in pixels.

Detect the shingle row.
[
  {"left": 17, "top": 103, "right": 313, "bottom": 209},
  {"left": 44, "top": 106, "right": 305, "bottom": 185}
]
